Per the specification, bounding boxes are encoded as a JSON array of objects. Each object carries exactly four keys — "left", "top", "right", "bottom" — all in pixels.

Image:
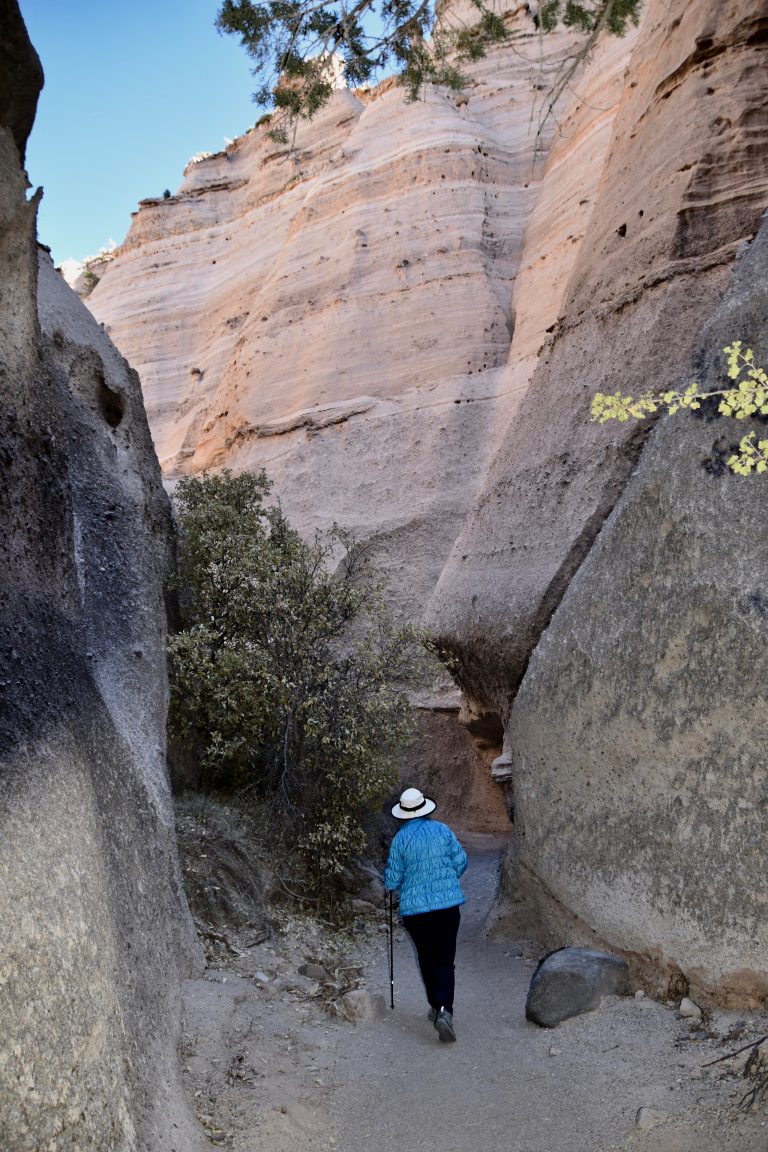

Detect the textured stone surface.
[
  {"left": 635, "top": 1108, "right": 669, "bottom": 1131},
  {"left": 84, "top": 9, "right": 630, "bottom": 644},
  {"left": 525, "top": 947, "right": 629, "bottom": 1028},
  {"left": 0, "top": 0, "right": 43, "bottom": 164},
  {"left": 427, "top": 0, "right": 768, "bottom": 720},
  {"left": 503, "top": 215, "right": 768, "bottom": 1006},
  {"left": 0, "top": 7, "right": 202, "bottom": 1147},
  {"left": 74, "top": 0, "right": 768, "bottom": 1007}
]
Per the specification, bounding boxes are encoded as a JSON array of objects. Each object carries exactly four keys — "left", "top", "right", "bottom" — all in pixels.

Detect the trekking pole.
[{"left": 388, "top": 890, "right": 395, "bottom": 1009}]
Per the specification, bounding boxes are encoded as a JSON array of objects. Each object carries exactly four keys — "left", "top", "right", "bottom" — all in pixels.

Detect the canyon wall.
[
  {"left": 86, "top": 7, "right": 634, "bottom": 632},
  {"left": 428, "top": 0, "right": 768, "bottom": 999},
  {"left": 427, "top": 0, "right": 768, "bottom": 720},
  {"left": 500, "top": 213, "right": 768, "bottom": 1005},
  {"left": 83, "top": 0, "right": 768, "bottom": 1000},
  {"left": 0, "top": 4, "right": 202, "bottom": 1147}
]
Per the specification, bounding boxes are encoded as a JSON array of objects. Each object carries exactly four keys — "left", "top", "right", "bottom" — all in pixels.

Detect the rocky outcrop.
[
  {"left": 500, "top": 213, "right": 768, "bottom": 1006},
  {"left": 0, "top": 4, "right": 201, "bottom": 1147},
  {"left": 525, "top": 947, "right": 629, "bottom": 1028},
  {"left": 427, "top": 0, "right": 768, "bottom": 721},
  {"left": 85, "top": 9, "right": 633, "bottom": 635}
]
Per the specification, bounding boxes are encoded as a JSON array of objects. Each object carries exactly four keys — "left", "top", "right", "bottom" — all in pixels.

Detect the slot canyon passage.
[{"left": 3, "top": 0, "right": 768, "bottom": 1148}]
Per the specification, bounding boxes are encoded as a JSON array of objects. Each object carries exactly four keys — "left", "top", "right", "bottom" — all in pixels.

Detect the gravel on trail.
[
  {"left": 181, "top": 832, "right": 768, "bottom": 1151},
  {"left": 329, "top": 833, "right": 767, "bottom": 1152}
]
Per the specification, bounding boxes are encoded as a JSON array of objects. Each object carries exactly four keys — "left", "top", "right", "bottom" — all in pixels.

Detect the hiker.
[{"left": 384, "top": 787, "right": 468, "bottom": 1043}]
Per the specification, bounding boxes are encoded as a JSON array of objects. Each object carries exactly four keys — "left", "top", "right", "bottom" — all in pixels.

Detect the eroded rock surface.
[
  {"left": 502, "top": 214, "right": 768, "bottom": 1007},
  {"left": 85, "top": 9, "right": 632, "bottom": 638},
  {"left": 0, "top": 4, "right": 201, "bottom": 1147},
  {"left": 76, "top": 0, "right": 768, "bottom": 1007},
  {"left": 427, "top": 0, "right": 768, "bottom": 720}
]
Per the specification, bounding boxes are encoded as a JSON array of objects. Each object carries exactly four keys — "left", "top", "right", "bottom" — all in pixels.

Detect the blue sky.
[{"left": 21, "top": 0, "right": 259, "bottom": 263}]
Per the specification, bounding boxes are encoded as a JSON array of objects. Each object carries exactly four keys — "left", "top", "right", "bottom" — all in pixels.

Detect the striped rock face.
[{"left": 85, "top": 7, "right": 634, "bottom": 633}]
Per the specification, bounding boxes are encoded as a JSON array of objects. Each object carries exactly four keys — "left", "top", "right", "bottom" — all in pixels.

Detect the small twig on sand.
[{"left": 701, "top": 1034, "right": 768, "bottom": 1068}]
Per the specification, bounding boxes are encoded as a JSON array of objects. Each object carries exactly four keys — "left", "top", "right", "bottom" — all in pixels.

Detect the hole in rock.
[{"left": 98, "top": 375, "right": 125, "bottom": 428}]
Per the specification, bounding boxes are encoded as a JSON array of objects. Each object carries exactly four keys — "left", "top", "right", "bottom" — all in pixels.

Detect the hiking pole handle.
[{"left": 388, "top": 890, "right": 395, "bottom": 1009}]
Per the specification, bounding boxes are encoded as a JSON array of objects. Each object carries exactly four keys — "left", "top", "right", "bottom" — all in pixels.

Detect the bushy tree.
[
  {"left": 168, "top": 470, "right": 431, "bottom": 888},
  {"left": 216, "top": 0, "right": 641, "bottom": 139}
]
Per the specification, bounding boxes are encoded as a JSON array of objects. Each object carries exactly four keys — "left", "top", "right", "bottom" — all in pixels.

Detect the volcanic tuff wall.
[
  {"left": 85, "top": 0, "right": 768, "bottom": 999},
  {"left": 0, "top": 4, "right": 202, "bottom": 1148},
  {"left": 501, "top": 214, "right": 768, "bottom": 1006},
  {"left": 86, "top": 6, "right": 634, "bottom": 630},
  {"left": 429, "top": 0, "right": 768, "bottom": 1001},
  {"left": 427, "top": 0, "right": 768, "bottom": 719}
]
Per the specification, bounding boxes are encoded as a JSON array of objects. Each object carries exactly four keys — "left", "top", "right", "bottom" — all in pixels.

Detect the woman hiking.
[{"left": 384, "top": 787, "right": 468, "bottom": 1043}]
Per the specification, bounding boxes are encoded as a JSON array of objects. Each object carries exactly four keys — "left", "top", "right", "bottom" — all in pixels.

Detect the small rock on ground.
[
  {"left": 635, "top": 1106, "right": 669, "bottom": 1131},
  {"left": 679, "top": 997, "right": 702, "bottom": 1019}
]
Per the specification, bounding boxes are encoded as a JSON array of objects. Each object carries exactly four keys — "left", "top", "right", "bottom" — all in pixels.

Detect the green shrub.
[{"left": 168, "top": 469, "right": 432, "bottom": 893}]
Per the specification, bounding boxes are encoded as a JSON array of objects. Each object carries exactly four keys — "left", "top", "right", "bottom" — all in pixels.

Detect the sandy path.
[
  {"left": 181, "top": 834, "right": 767, "bottom": 1150},
  {"left": 329, "top": 834, "right": 767, "bottom": 1152}
]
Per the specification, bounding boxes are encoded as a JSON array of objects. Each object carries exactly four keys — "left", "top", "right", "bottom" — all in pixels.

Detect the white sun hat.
[{"left": 391, "top": 787, "right": 436, "bottom": 820}]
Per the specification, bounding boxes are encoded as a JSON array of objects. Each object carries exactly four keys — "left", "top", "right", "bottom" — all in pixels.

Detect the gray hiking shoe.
[{"left": 434, "top": 1008, "right": 456, "bottom": 1043}]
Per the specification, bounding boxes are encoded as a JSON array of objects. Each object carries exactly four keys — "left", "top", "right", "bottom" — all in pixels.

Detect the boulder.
[{"left": 525, "top": 948, "right": 629, "bottom": 1028}]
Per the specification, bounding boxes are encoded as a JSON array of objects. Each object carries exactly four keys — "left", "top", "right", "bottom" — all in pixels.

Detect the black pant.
[{"left": 402, "top": 905, "right": 461, "bottom": 1013}]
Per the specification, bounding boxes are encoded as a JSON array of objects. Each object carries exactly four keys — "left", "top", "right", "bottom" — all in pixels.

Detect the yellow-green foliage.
[{"left": 592, "top": 343, "right": 768, "bottom": 476}]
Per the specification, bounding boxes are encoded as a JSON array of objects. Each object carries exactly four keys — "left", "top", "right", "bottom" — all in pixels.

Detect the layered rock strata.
[
  {"left": 0, "top": 4, "right": 201, "bottom": 1147},
  {"left": 427, "top": 0, "right": 768, "bottom": 720},
  {"left": 501, "top": 213, "right": 768, "bottom": 1006},
  {"left": 86, "top": 8, "right": 631, "bottom": 631}
]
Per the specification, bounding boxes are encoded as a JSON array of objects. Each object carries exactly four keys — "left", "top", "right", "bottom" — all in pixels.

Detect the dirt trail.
[
  {"left": 182, "top": 835, "right": 767, "bottom": 1151},
  {"left": 330, "top": 834, "right": 766, "bottom": 1152}
]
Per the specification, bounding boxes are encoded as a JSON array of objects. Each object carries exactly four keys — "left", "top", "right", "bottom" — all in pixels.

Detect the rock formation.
[
  {"left": 429, "top": 0, "right": 768, "bottom": 1001},
  {"left": 0, "top": 3, "right": 202, "bottom": 1147},
  {"left": 428, "top": 0, "right": 768, "bottom": 721},
  {"left": 81, "top": 0, "right": 768, "bottom": 1002},
  {"left": 500, "top": 214, "right": 768, "bottom": 1006},
  {"left": 85, "top": 8, "right": 633, "bottom": 634}
]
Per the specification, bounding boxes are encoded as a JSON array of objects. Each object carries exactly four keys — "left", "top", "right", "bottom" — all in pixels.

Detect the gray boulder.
[{"left": 526, "top": 947, "right": 629, "bottom": 1028}]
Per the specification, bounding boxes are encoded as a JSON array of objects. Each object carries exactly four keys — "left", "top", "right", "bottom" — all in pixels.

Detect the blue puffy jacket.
[{"left": 384, "top": 817, "right": 468, "bottom": 916}]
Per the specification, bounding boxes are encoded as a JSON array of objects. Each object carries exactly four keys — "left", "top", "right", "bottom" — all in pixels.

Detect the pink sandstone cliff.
[{"left": 86, "top": 8, "right": 633, "bottom": 632}]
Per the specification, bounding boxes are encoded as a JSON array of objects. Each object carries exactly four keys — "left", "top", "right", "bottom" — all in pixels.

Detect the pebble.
[
  {"left": 299, "top": 962, "right": 330, "bottom": 982},
  {"left": 635, "top": 1107, "right": 669, "bottom": 1131},
  {"left": 634, "top": 989, "right": 645, "bottom": 1000},
  {"left": 548, "top": 1046, "right": 562, "bottom": 1057},
  {"left": 679, "top": 997, "right": 702, "bottom": 1019}
]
